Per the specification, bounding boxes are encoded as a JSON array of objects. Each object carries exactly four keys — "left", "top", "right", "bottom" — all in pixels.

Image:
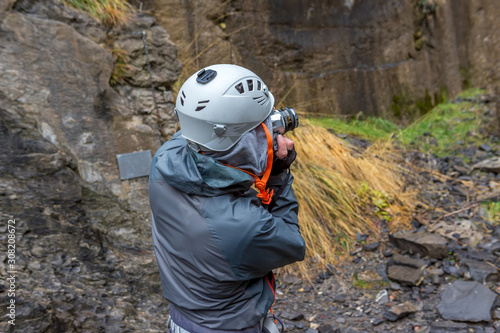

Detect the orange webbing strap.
[
  {"left": 265, "top": 272, "right": 278, "bottom": 325},
  {"left": 265, "top": 272, "right": 275, "bottom": 304},
  {"left": 222, "top": 123, "right": 275, "bottom": 204}
]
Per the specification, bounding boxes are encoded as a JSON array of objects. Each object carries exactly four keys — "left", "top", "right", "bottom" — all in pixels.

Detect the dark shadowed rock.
[
  {"left": 318, "top": 324, "right": 338, "bottom": 333},
  {"left": 363, "top": 242, "right": 380, "bottom": 252},
  {"left": 389, "top": 254, "right": 426, "bottom": 269},
  {"left": 389, "top": 231, "right": 448, "bottom": 259},
  {"left": 479, "top": 144, "right": 493, "bottom": 152},
  {"left": 461, "top": 259, "right": 499, "bottom": 283},
  {"left": 437, "top": 281, "right": 498, "bottom": 322},
  {"left": 371, "top": 318, "right": 385, "bottom": 326}
]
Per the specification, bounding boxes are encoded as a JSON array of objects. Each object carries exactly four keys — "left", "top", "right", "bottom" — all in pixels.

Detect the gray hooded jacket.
[{"left": 149, "top": 130, "right": 306, "bottom": 331}]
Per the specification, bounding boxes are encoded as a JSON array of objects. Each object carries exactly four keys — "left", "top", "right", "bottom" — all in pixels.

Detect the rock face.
[
  {"left": 1, "top": 0, "right": 181, "bottom": 205},
  {"left": 0, "top": 1, "right": 181, "bottom": 331},
  {"left": 152, "top": 0, "right": 499, "bottom": 118}
]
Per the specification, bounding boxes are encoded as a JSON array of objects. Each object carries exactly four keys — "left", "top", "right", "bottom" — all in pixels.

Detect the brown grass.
[
  {"left": 62, "top": 0, "right": 133, "bottom": 27},
  {"left": 285, "top": 121, "right": 418, "bottom": 277},
  {"left": 109, "top": 47, "right": 130, "bottom": 86}
]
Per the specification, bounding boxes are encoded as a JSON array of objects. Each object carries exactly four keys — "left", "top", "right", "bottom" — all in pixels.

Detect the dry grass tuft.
[
  {"left": 109, "top": 47, "right": 130, "bottom": 86},
  {"left": 286, "top": 121, "right": 418, "bottom": 277},
  {"left": 62, "top": 0, "right": 133, "bottom": 27}
]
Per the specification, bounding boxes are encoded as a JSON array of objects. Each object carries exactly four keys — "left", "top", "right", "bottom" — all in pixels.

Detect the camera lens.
[
  {"left": 270, "top": 107, "right": 299, "bottom": 136},
  {"left": 282, "top": 107, "right": 299, "bottom": 132}
]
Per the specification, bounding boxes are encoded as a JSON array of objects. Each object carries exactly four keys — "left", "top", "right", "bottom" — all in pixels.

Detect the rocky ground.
[
  {"left": 0, "top": 77, "right": 498, "bottom": 332},
  {"left": 271, "top": 94, "right": 500, "bottom": 333}
]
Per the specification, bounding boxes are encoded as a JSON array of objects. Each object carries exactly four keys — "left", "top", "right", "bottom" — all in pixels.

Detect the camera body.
[{"left": 270, "top": 107, "right": 299, "bottom": 151}]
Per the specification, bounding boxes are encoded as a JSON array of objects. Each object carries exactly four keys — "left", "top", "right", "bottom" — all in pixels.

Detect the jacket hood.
[{"left": 150, "top": 132, "right": 255, "bottom": 196}]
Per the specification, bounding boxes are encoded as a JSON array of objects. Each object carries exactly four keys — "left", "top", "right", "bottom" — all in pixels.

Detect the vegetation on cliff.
[{"left": 61, "top": 0, "right": 132, "bottom": 26}]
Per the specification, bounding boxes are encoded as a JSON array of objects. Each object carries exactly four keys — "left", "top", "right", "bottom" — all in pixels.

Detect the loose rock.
[
  {"left": 387, "top": 265, "right": 424, "bottom": 286},
  {"left": 437, "top": 280, "right": 498, "bottom": 322},
  {"left": 461, "top": 259, "right": 499, "bottom": 283},
  {"left": 389, "top": 231, "right": 448, "bottom": 259},
  {"left": 472, "top": 157, "right": 500, "bottom": 173},
  {"left": 383, "top": 301, "right": 418, "bottom": 322}
]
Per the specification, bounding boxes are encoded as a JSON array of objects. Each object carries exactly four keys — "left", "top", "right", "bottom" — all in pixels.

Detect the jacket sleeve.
[{"left": 202, "top": 171, "right": 306, "bottom": 281}]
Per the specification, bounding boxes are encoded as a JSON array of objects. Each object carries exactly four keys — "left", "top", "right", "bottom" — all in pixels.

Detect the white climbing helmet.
[{"left": 175, "top": 64, "right": 275, "bottom": 151}]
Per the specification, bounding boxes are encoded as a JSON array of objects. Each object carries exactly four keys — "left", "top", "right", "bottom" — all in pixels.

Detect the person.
[{"left": 149, "top": 64, "right": 306, "bottom": 333}]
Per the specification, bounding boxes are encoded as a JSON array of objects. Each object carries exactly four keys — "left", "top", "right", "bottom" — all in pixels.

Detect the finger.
[
  {"left": 276, "top": 135, "right": 288, "bottom": 159},
  {"left": 283, "top": 137, "right": 294, "bottom": 151}
]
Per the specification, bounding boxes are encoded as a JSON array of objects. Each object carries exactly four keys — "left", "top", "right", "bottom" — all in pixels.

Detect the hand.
[
  {"left": 271, "top": 135, "right": 296, "bottom": 175},
  {"left": 276, "top": 135, "right": 294, "bottom": 159}
]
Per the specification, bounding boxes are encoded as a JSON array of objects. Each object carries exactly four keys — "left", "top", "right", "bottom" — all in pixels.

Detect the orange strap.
[
  {"left": 222, "top": 123, "right": 274, "bottom": 204},
  {"left": 265, "top": 273, "right": 275, "bottom": 305},
  {"left": 265, "top": 273, "right": 278, "bottom": 324}
]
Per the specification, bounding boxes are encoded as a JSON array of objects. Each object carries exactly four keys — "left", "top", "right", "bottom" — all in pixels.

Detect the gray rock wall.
[
  {"left": 152, "top": 0, "right": 499, "bottom": 119},
  {"left": 1, "top": 0, "right": 181, "bottom": 205},
  {"left": 0, "top": 1, "right": 181, "bottom": 331}
]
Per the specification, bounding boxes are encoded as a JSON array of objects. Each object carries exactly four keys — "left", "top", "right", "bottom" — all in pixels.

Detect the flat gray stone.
[
  {"left": 387, "top": 265, "right": 424, "bottom": 286},
  {"left": 437, "top": 280, "right": 498, "bottom": 322},
  {"left": 389, "top": 230, "right": 448, "bottom": 259}
]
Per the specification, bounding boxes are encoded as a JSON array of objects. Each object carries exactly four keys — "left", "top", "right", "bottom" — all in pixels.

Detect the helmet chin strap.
[{"left": 221, "top": 123, "right": 275, "bottom": 205}]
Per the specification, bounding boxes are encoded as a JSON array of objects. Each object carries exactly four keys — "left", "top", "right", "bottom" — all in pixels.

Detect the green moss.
[
  {"left": 414, "top": 36, "right": 426, "bottom": 51},
  {"left": 309, "top": 88, "right": 486, "bottom": 164},
  {"left": 481, "top": 201, "right": 500, "bottom": 224},
  {"left": 308, "top": 116, "right": 400, "bottom": 141},
  {"left": 357, "top": 182, "right": 393, "bottom": 221},
  {"left": 460, "top": 66, "right": 472, "bottom": 90},
  {"left": 391, "top": 94, "right": 405, "bottom": 119},
  {"left": 352, "top": 273, "right": 389, "bottom": 290},
  {"left": 397, "top": 98, "right": 483, "bottom": 157},
  {"left": 457, "top": 88, "right": 485, "bottom": 99},
  {"left": 416, "top": 0, "right": 438, "bottom": 15},
  {"left": 391, "top": 86, "right": 448, "bottom": 121}
]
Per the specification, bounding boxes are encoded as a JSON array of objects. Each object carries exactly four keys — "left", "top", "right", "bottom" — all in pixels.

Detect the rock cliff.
[
  {"left": 0, "top": 0, "right": 180, "bottom": 331},
  {"left": 153, "top": 0, "right": 499, "bottom": 119}
]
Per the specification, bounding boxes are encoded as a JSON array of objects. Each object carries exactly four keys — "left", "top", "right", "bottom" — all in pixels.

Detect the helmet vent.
[
  {"left": 247, "top": 79, "right": 254, "bottom": 91},
  {"left": 257, "top": 81, "right": 262, "bottom": 90},
  {"left": 180, "top": 90, "right": 186, "bottom": 106},
  {"left": 195, "top": 100, "right": 210, "bottom": 112},
  {"left": 235, "top": 83, "right": 244, "bottom": 94},
  {"left": 253, "top": 96, "right": 269, "bottom": 106}
]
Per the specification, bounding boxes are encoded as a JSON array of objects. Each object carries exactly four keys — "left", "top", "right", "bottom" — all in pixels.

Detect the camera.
[{"left": 270, "top": 107, "right": 299, "bottom": 150}]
